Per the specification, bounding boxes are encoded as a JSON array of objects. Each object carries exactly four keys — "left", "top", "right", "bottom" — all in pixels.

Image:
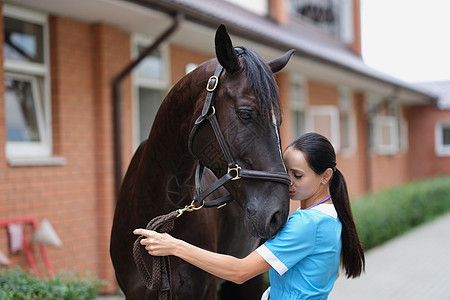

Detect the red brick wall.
[
  {"left": 406, "top": 105, "right": 450, "bottom": 179},
  {"left": 47, "top": 16, "right": 99, "bottom": 275},
  {"left": 91, "top": 22, "right": 131, "bottom": 286},
  {"left": 1, "top": 12, "right": 131, "bottom": 290},
  {"left": 169, "top": 44, "right": 212, "bottom": 84},
  {"left": 308, "top": 81, "right": 338, "bottom": 106},
  {"left": 370, "top": 152, "right": 409, "bottom": 191},
  {"left": 351, "top": 0, "right": 362, "bottom": 56},
  {"left": 270, "top": 0, "right": 288, "bottom": 25},
  {"left": 0, "top": 3, "right": 4, "bottom": 166},
  {"left": 338, "top": 92, "right": 368, "bottom": 198}
]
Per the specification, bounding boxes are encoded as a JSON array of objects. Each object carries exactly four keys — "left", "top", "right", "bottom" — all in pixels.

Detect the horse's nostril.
[{"left": 269, "top": 211, "right": 281, "bottom": 230}]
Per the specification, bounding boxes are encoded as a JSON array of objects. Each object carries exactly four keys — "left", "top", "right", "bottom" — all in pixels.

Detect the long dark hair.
[{"left": 289, "top": 132, "right": 365, "bottom": 278}]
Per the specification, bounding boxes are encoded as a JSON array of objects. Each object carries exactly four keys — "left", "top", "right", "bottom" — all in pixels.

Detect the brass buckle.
[
  {"left": 206, "top": 76, "right": 219, "bottom": 92},
  {"left": 228, "top": 164, "right": 242, "bottom": 181}
]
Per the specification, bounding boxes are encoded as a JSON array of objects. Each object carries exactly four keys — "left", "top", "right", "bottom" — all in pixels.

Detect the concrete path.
[{"left": 329, "top": 213, "right": 450, "bottom": 300}]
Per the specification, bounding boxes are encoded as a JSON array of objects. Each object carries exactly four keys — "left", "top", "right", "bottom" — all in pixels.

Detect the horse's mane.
[{"left": 239, "top": 46, "right": 282, "bottom": 122}]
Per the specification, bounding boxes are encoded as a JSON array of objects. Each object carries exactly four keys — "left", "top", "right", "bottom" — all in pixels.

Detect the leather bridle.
[{"left": 187, "top": 48, "right": 291, "bottom": 209}]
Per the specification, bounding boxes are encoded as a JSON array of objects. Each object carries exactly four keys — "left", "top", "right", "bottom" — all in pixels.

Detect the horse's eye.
[{"left": 237, "top": 110, "right": 253, "bottom": 121}]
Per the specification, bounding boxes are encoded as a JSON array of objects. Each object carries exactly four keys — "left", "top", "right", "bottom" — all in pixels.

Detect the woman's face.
[{"left": 283, "top": 146, "right": 322, "bottom": 202}]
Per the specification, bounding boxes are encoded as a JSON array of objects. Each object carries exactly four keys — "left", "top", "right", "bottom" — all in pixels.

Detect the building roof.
[
  {"left": 6, "top": 0, "right": 438, "bottom": 104},
  {"left": 129, "top": 0, "right": 438, "bottom": 103},
  {"left": 417, "top": 81, "right": 450, "bottom": 109}
]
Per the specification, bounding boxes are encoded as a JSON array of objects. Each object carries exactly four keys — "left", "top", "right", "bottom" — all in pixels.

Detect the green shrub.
[
  {"left": 0, "top": 266, "right": 107, "bottom": 300},
  {"left": 351, "top": 176, "right": 450, "bottom": 250}
]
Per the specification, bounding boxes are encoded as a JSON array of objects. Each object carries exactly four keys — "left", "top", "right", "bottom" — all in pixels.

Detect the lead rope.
[
  {"left": 133, "top": 202, "right": 203, "bottom": 300},
  {"left": 133, "top": 210, "right": 179, "bottom": 300}
]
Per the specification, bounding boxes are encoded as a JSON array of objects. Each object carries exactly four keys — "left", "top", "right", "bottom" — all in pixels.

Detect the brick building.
[{"left": 1, "top": 0, "right": 448, "bottom": 292}]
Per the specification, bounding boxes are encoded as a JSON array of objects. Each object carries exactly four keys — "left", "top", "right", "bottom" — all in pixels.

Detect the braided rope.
[{"left": 133, "top": 210, "right": 179, "bottom": 300}]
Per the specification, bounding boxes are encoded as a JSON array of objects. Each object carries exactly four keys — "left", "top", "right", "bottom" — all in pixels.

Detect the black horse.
[{"left": 110, "top": 25, "right": 294, "bottom": 299}]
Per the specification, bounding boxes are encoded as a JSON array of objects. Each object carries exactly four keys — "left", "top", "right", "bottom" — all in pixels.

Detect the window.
[
  {"left": 290, "top": 78, "right": 340, "bottom": 151},
  {"left": 338, "top": 87, "right": 355, "bottom": 154},
  {"left": 3, "top": 5, "right": 55, "bottom": 162},
  {"left": 132, "top": 36, "right": 169, "bottom": 146},
  {"left": 291, "top": 78, "right": 307, "bottom": 138},
  {"left": 224, "top": 0, "right": 269, "bottom": 16},
  {"left": 367, "top": 95, "right": 401, "bottom": 155},
  {"left": 435, "top": 122, "right": 450, "bottom": 156},
  {"left": 309, "top": 106, "right": 340, "bottom": 151},
  {"left": 289, "top": 0, "right": 354, "bottom": 43},
  {"left": 372, "top": 115, "right": 399, "bottom": 155}
]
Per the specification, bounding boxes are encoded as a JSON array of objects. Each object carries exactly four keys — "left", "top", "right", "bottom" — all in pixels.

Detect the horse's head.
[{"left": 189, "top": 25, "right": 294, "bottom": 239}]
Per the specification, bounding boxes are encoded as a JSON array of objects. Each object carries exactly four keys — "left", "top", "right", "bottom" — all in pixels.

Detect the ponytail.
[
  {"left": 289, "top": 132, "right": 365, "bottom": 278},
  {"left": 331, "top": 168, "right": 365, "bottom": 278}
]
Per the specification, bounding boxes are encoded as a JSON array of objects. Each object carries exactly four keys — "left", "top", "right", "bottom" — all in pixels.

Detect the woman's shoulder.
[
  {"left": 287, "top": 210, "right": 320, "bottom": 230},
  {"left": 290, "top": 205, "right": 338, "bottom": 224}
]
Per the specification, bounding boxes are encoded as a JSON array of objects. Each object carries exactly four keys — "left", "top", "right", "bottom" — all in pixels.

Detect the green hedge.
[
  {"left": 351, "top": 176, "right": 450, "bottom": 251},
  {"left": 0, "top": 267, "right": 107, "bottom": 300}
]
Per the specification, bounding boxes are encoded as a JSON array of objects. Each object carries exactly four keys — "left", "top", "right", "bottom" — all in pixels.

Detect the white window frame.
[
  {"left": 435, "top": 121, "right": 450, "bottom": 157},
  {"left": 338, "top": 86, "right": 356, "bottom": 156},
  {"left": 290, "top": 75, "right": 308, "bottom": 139},
  {"left": 131, "top": 34, "right": 169, "bottom": 148},
  {"left": 3, "top": 5, "right": 62, "bottom": 165},
  {"left": 366, "top": 93, "right": 402, "bottom": 156},
  {"left": 372, "top": 115, "right": 399, "bottom": 155},
  {"left": 308, "top": 105, "right": 341, "bottom": 152},
  {"left": 5, "top": 72, "right": 47, "bottom": 156}
]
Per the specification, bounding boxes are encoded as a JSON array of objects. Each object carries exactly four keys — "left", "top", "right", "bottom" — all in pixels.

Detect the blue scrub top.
[{"left": 256, "top": 204, "right": 342, "bottom": 299}]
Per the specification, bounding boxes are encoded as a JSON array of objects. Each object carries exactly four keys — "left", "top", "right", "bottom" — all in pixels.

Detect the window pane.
[
  {"left": 293, "top": 110, "right": 306, "bottom": 138},
  {"left": 290, "top": 0, "right": 338, "bottom": 35},
  {"left": 136, "top": 46, "right": 164, "bottom": 80},
  {"left": 291, "top": 82, "right": 305, "bottom": 108},
  {"left": 380, "top": 123, "right": 392, "bottom": 145},
  {"left": 443, "top": 127, "right": 450, "bottom": 146},
  {"left": 4, "top": 16, "right": 44, "bottom": 63},
  {"left": 340, "top": 116, "right": 350, "bottom": 149},
  {"left": 289, "top": 0, "right": 353, "bottom": 43},
  {"left": 139, "top": 87, "right": 164, "bottom": 142},
  {"left": 5, "top": 77, "right": 41, "bottom": 142},
  {"left": 313, "top": 113, "right": 332, "bottom": 138}
]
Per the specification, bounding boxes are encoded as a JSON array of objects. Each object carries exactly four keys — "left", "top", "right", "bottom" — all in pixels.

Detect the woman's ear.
[{"left": 322, "top": 168, "right": 333, "bottom": 185}]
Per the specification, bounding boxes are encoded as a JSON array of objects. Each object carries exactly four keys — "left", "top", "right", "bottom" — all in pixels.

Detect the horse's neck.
[{"left": 139, "top": 81, "right": 200, "bottom": 207}]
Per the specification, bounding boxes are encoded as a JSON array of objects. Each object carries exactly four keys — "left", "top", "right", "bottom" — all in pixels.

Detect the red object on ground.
[{"left": 0, "top": 216, "right": 54, "bottom": 276}]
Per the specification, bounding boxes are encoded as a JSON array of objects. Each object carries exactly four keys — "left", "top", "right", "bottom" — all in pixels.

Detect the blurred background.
[{"left": 1, "top": 0, "right": 449, "bottom": 297}]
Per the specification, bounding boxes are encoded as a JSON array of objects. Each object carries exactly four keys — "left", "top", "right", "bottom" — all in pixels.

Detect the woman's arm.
[{"left": 133, "top": 229, "right": 271, "bottom": 284}]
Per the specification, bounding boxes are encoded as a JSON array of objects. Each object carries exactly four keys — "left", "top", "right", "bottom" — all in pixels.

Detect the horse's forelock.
[{"left": 239, "top": 47, "right": 282, "bottom": 123}]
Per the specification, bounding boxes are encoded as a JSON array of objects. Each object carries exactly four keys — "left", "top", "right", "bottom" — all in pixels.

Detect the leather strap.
[
  {"left": 207, "top": 113, "right": 236, "bottom": 168},
  {"left": 240, "top": 169, "right": 291, "bottom": 186}
]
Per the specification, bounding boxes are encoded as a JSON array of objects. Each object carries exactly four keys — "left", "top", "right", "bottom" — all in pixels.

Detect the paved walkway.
[
  {"left": 99, "top": 213, "right": 450, "bottom": 300},
  {"left": 329, "top": 212, "right": 450, "bottom": 300}
]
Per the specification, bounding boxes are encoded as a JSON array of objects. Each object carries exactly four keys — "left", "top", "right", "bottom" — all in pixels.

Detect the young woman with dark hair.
[
  {"left": 287, "top": 132, "right": 365, "bottom": 278},
  {"left": 134, "top": 132, "right": 365, "bottom": 299}
]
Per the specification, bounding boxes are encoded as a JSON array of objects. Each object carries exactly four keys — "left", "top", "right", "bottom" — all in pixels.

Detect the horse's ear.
[
  {"left": 268, "top": 49, "right": 295, "bottom": 73},
  {"left": 215, "top": 24, "right": 241, "bottom": 73}
]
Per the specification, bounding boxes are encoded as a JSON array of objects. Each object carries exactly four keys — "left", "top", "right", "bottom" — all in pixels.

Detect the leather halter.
[{"left": 188, "top": 48, "right": 291, "bottom": 209}]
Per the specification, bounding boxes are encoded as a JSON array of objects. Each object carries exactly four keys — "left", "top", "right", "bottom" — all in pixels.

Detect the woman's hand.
[{"left": 133, "top": 229, "right": 178, "bottom": 256}]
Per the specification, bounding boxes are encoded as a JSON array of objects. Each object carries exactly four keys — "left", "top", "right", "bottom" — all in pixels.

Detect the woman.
[{"left": 134, "top": 132, "right": 365, "bottom": 299}]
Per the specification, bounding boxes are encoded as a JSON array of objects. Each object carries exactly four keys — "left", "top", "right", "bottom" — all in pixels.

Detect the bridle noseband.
[{"left": 187, "top": 48, "right": 291, "bottom": 209}]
